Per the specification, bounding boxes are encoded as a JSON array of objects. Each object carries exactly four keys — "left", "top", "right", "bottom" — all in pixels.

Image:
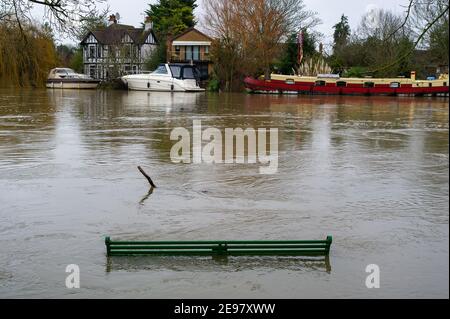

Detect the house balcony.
[{"left": 169, "top": 52, "right": 211, "bottom": 63}]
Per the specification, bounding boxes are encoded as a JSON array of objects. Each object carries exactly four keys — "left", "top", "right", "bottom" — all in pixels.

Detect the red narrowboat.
[{"left": 244, "top": 72, "right": 449, "bottom": 96}]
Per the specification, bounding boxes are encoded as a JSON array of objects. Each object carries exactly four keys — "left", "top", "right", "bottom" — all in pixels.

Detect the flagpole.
[{"left": 297, "top": 29, "right": 304, "bottom": 76}]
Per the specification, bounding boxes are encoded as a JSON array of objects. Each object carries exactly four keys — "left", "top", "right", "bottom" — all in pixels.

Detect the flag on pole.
[{"left": 297, "top": 30, "right": 304, "bottom": 66}]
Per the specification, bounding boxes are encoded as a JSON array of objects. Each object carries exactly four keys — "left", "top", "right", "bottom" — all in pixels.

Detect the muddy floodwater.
[{"left": 0, "top": 88, "right": 448, "bottom": 298}]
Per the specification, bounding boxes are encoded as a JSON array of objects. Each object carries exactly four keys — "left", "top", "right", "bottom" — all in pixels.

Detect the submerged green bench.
[{"left": 105, "top": 236, "right": 332, "bottom": 257}]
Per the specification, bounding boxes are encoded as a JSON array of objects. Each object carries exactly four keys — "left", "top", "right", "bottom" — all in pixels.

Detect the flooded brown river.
[{"left": 0, "top": 88, "right": 448, "bottom": 298}]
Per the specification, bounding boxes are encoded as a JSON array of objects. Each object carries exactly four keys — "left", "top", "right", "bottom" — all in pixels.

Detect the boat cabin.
[
  {"left": 154, "top": 64, "right": 201, "bottom": 80},
  {"left": 48, "top": 68, "right": 78, "bottom": 79}
]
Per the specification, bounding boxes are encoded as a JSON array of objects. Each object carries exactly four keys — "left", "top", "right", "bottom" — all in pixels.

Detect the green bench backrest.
[{"left": 105, "top": 236, "right": 332, "bottom": 257}]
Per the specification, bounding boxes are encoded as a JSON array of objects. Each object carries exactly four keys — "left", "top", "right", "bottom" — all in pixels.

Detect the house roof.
[
  {"left": 80, "top": 23, "right": 157, "bottom": 45},
  {"left": 169, "top": 27, "right": 213, "bottom": 42}
]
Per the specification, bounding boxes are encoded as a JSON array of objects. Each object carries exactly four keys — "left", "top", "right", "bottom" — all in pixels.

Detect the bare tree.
[
  {"left": 235, "top": 0, "right": 320, "bottom": 78},
  {"left": 203, "top": 0, "right": 248, "bottom": 90},
  {"left": 203, "top": 0, "right": 319, "bottom": 88},
  {"left": 370, "top": 0, "right": 449, "bottom": 72},
  {"left": 358, "top": 9, "right": 406, "bottom": 41},
  {"left": 0, "top": 0, "right": 105, "bottom": 38},
  {"left": 402, "top": 0, "right": 449, "bottom": 47}
]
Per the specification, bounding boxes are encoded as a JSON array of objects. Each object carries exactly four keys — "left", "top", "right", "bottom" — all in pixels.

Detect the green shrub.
[
  {"left": 207, "top": 76, "right": 220, "bottom": 92},
  {"left": 344, "top": 66, "right": 368, "bottom": 78}
]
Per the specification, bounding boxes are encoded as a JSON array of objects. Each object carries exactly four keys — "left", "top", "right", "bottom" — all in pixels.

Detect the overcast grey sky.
[{"left": 41, "top": 0, "right": 410, "bottom": 44}]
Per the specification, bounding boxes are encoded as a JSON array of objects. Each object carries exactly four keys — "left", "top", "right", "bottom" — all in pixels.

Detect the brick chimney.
[
  {"left": 144, "top": 16, "right": 153, "bottom": 31},
  {"left": 108, "top": 14, "right": 117, "bottom": 26}
]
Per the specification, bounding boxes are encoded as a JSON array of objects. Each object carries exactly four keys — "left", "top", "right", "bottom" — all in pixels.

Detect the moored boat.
[
  {"left": 121, "top": 63, "right": 205, "bottom": 92},
  {"left": 46, "top": 68, "right": 100, "bottom": 89},
  {"left": 244, "top": 72, "right": 449, "bottom": 96}
]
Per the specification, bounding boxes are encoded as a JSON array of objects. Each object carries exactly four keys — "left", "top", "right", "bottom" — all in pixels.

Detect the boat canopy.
[
  {"left": 167, "top": 64, "right": 200, "bottom": 80},
  {"left": 151, "top": 64, "right": 201, "bottom": 80},
  {"left": 51, "top": 68, "right": 76, "bottom": 74}
]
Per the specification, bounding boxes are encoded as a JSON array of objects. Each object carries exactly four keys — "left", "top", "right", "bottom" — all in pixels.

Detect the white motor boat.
[
  {"left": 121, "top": 64, "right": 205, "bottom": 92},
  {"left": 46, "top": 68, "right": 100, "bottom": 89}
]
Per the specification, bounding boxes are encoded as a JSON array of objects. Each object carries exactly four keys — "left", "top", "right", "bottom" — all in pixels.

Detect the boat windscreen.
[
  {"left": 152, "top": 65, "right": 168, "bottom": 74},
  {"left": 169, "top": 65, "right": 182, "bottom": 78},
  {"left": 182, "top": 67, "right": 199, "bottom": 80}
]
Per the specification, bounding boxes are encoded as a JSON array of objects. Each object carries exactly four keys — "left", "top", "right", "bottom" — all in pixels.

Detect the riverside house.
[
  {"left": 80, "top": 15, "right": 158, "bottom": 80},
  {"left": 167, "top": 28, "right": 213, "bottom": 80}
]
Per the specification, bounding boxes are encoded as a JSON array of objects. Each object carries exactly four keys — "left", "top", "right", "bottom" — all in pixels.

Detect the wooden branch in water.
[
  {"left": 138, "top": 166, "right": 157, "bottom": 188},
  {"left": 139, "top": 187, "right": 154, "bottom": 205}
]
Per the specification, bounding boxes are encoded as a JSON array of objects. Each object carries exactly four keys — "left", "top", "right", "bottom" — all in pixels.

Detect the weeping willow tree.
[
  {"left": 0, "top": 0, "right": 105, "bottom": 87},
  {"left": 0, "top": 22, "right": 58, "bottom": 87}
]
